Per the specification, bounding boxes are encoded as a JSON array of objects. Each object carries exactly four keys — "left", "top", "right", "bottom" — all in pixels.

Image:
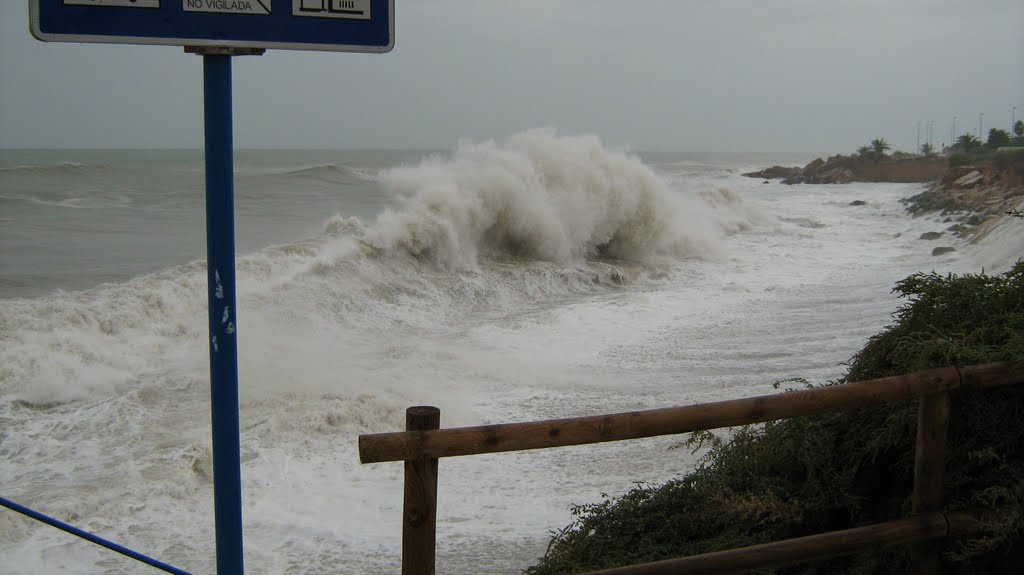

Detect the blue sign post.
[
  {"left": 30, "top": 3, "right": 394, "bottom": 574},
  {"left": 201, "top": 50, "right": 245, "bottom": 575}
]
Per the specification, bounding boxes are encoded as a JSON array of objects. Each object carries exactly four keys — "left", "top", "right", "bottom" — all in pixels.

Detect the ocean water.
[{"left": 2, "top": 130, "right": 1022, "bottom": 574}]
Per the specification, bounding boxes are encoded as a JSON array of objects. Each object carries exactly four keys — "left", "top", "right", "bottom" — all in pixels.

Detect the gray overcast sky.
[{"left": 1, "top": 1, "right": 1022, "bottom": 153}]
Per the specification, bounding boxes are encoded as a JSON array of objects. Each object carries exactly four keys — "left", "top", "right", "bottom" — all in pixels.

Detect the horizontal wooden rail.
[
  {"left": 577, "top": 510, "right": 985, "bottom": 575},
  {"left": 359, "top": 362, "right": 1021, "bottom": 463}
]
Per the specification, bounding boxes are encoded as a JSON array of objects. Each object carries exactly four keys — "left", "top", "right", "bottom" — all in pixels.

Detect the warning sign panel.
[
  {"left": 294, "top": 0, "right": 371, "bottom": 20},
  {"left": 32, "top": 0, "right": 393, "bottom": 53},
  {"left": 183, "top": 0, "right": 271, "bottom": 15},
  {"left": 64, "top": 0, "right": 160, "bottom": 7}
]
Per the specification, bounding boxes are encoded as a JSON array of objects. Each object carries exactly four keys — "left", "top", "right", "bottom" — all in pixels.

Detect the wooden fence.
[{"left": 358, "top": 362, "right": 1024, "bottom": 575}]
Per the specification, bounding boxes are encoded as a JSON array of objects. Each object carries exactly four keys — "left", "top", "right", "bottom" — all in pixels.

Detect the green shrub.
[
  {"left": 948, "top": 153, "right": 972, "bottom": 167},
  {"left": 990, "top": 149, "right": 1024, "bottom": 172},
  {"left": 949, "top": 152, "right": 999, "bottom": 168},
  {"left": 527, "top": 262, "right": 1024, "bottom": 575}
]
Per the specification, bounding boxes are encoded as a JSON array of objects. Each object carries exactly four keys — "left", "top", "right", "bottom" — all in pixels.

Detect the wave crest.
[
  {"left": 0, "top": 161, "right": 100, "bottom": 175},
  {"left": 366, "top": 129, "right": 722, "bottom": 268},
  {"left": 277, "top": 163, "right": 375, "bottom": 183}
]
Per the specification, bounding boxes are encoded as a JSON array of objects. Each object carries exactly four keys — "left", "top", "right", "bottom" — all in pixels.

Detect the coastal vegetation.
[
  {"left": 526, "top": 261, "right": 1024, "bottom": 575},
  {"left": 857, "top": 138, "right": 891, "bottom": 162},
  {"left": 940, "top": 126, "right": 1023, "bottom": 170},
  {"left": 744, "top": 134, "right": 1024, "bottom": 186},
  {"left": 850, "top": 130, "right": 1022, "bottom": 165}
]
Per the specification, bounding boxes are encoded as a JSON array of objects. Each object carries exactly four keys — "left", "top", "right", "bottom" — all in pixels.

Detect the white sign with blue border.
[{"left": 30, "top": 0, "right": 392, "bottom": 52}]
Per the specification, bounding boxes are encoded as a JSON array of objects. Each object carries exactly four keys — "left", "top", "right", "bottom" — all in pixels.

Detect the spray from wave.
[{"left": 366, "top": 129, "right": 723, "bottom": 269}]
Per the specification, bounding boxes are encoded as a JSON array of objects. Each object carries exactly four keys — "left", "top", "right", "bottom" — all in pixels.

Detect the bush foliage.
[{"left": 526, "top": 262, "right": 1024, "bottom": 575}]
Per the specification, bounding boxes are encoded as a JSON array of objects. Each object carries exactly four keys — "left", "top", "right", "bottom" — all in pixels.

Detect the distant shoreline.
[
  {"left": 742, "top": 154, "right": 947, "bottom": 185},
  {"left": 744, "top": 151, "right": 1024, "bottom": 249}
]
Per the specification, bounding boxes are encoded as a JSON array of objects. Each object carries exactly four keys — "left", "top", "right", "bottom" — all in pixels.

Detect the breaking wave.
[
  {"left": 0, "top": 130, "right": 763, "bottom": 406},
  {"left": 366, "top": 129, "right": 724, "bottom": 268}
]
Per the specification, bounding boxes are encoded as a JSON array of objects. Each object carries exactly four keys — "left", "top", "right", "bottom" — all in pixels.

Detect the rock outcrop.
[
  {"left": 741, "top": 165, "right": 802, "bottom": 179},
  {"left": 781, "top": 155, "right": 856, "bottom": 184},
  {"left": 902, "top": 157, "right": 1024, "bottom": 242},
  {"left": 743, "top": 155, "right": 948, "bottom": 185}
]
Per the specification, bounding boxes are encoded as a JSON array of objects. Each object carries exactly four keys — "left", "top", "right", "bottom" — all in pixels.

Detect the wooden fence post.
[
  {"left": 402, "top": 406, "right": 440, "bottom": 575},
  {"left": 911, "top": 392, "right": 950, "bottom": 575}
]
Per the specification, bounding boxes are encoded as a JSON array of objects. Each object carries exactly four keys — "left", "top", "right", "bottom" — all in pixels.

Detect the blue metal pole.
[
  {"left": 0, "top": 496, "right": 193, "bottom": 575},
  {"left": 202, "top": 53, "right": 244, "bottom": 575}
]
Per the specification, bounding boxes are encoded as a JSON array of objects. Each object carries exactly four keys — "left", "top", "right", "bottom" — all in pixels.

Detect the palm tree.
[
  {"left": 956, "top": 134, "right": 981, "bottom": 153},
  {"left": 869, "top": 138, "right": 891, "bottom": 157},
  {"left": 920, "top": 142, "right": 935, "bottom": 156},
  {"left": 987, "top": 129, "right": 1010, "bottom": 148},
  {"left": 855, "top": 145, "right": 872, "bottom": 158}
]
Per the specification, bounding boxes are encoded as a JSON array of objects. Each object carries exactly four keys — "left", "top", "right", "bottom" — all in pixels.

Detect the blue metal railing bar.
[{"left": 0, "top": 496, "right": 193, "bottom": 575}]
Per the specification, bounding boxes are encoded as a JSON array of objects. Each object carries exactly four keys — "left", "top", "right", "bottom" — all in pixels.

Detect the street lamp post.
[
  {"left": 928, "top": 120, "right": 935, "bottom": 148},
  {"left": 917, "top": 121, "right": 921, "bottom": 153},
  {"left": 979, "top": 112, "right": 984, "bottom": 139},
  {"left": 952, "top": 115, "right": 957, "bottom": 148},
  {"left": 1014, "top": 106, "right": 1018, "bottom": 135}
]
